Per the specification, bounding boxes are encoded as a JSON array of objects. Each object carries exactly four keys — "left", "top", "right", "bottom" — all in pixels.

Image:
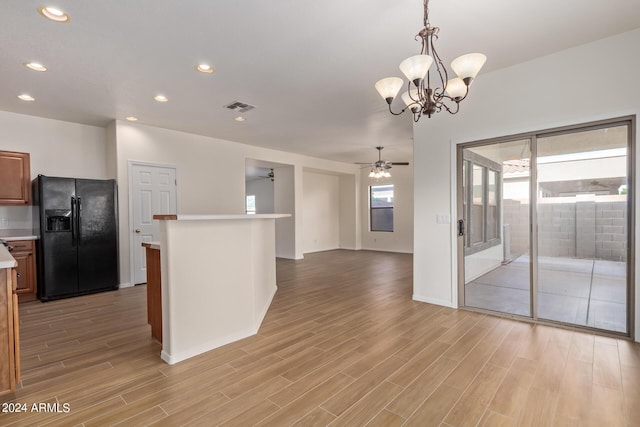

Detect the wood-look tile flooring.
[{"left": 2, "top": 250, "right": 639, "bottom": 426}]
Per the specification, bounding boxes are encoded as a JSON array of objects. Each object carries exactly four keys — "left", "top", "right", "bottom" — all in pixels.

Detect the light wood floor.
[{"left": 2, "top": 250, "right": 639, "bottom": 426}]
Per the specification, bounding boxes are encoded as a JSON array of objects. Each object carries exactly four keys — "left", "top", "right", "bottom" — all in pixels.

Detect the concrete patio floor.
[{"left": 465, "top": 255, "right": 627, "bottom": 333}]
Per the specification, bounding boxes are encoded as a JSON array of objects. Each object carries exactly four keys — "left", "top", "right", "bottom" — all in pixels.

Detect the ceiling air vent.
[{"left": 224, "top": 101, "right": 255, "bottom": 113}]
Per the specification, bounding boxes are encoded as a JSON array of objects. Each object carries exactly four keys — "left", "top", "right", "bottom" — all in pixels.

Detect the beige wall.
[
  {"left": 0, "top": 110, "right": 107, "bottom": 229},
  {"left": 302, "top": 170, "right": 340, "bottom": 253},
  {"left": 113, "top": 121, "right": 361, "bottom": 285}
]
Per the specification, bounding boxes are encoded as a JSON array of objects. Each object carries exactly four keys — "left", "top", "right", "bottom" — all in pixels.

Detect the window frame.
[
  {"left": 463, "top": 151, "right": 502, "bottom": 255},
  {"left": 245, "top": 194, "right": 256, "bottom": 215},
  {"left": 369, "top": 184, "right": 394, "bottom": 232}
]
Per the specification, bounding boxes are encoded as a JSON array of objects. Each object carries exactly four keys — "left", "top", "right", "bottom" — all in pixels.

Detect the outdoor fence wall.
[{"left": 502, "top": 196, "right": 627, "bottom": 262}]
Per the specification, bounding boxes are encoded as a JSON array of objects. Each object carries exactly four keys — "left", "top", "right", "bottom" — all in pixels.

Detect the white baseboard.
[
  {"left": 413, "top": 294, "right": 457, "bottom": 308},
  {"left": 118, "top": 282, "right": 133, "bottom": 289},
  {"left": 361, "top": 247, "right": 414, "bottom": 254},
  {"left": 276, "top": 255, "right": 304, "bottom": 260},
  {"left": 255, "top": 285, "right": 277, "bottom": 327},
  {"left": 161, "top": 327, "right": 255, "bottom": 365}
]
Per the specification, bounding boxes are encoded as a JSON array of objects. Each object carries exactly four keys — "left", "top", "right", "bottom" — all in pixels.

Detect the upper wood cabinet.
[{"left": 0, "top": 150, "right": 31, "bottom": 205}]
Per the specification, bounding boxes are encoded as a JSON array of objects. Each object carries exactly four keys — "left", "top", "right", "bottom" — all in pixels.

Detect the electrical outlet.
[{"left": 0, "top": 218, "right": 8, "bottom": 229}]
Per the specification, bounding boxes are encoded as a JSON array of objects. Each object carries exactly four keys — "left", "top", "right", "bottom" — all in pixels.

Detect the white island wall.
[{"left": 157, "top": 214, "right": 289, "bottom": 364}]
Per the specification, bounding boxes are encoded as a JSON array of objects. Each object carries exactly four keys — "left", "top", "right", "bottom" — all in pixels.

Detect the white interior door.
[{"left": 130, "top": 163, "right": 177, "bottom": 284}]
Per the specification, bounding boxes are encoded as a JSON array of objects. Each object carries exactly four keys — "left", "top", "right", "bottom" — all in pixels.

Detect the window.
[
  {"left": 463, "top": 153, "right": 501, "bottom": 254},
  {"left": 246, "top": 195, "right": 256, "bottom": 214},
  {"left": 370, "top": 184, "right": 394, "bottom": 232}
]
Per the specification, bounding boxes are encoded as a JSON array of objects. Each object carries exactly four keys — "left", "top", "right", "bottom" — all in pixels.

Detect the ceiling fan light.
[
  {"left": 383, "top": 171, "right": 391, "bottom": 178},
  {"left": 368, "top": 170, "right": 376, "bottom": 178},
  {"left": 375, "top": 77, "right": 404, "bottom": 104},
  {"left": 451, "top": 53, "right": 486, "bottom": 82},
  {"left": 445, "top": 77, "right": 467, "bottom": 100},
  {"left": 399, "top": 54, "right": 433, "bottom": 85}
]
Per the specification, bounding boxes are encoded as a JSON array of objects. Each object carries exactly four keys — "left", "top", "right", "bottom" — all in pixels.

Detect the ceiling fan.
[
  {"left": 356, "top": 146, "right": 409, "bottom": 178},
  {"left": 258, "top": 168, "right": 275, "bottom": 182}
]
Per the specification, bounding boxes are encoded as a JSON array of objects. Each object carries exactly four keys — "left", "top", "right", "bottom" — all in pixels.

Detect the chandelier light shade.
[
  {"left": 375, "top": 0, "right": 486, "bottom": 121},
  {"left": 374, "top": 77, "right": 404, "bottom": 101},
  {"left": 450, "top": 53, "right": 487, "bottom": 82},
  {"left": 399, "top": 55, "right": 433, "bottom": 83}
]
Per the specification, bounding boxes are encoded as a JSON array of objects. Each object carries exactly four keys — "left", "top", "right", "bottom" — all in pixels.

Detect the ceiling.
[{"left": 2, "top": 1, "right": 640, "bottom": 165}]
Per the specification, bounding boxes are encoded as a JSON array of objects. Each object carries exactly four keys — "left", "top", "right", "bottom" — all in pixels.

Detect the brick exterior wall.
[{"left": 502, "top": 198, "right": 627, "bottom": 262}]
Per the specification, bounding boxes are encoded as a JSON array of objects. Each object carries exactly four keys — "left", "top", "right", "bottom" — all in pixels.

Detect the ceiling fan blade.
[
  {"left": 388, "top": 162, "right": 410, "bottom": 165},
  {"left": 354, "top": 162, "right": 373, "bottom": 165}
]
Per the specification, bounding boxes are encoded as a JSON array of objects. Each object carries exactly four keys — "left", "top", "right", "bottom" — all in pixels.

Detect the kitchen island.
[
  {"left": 153, "top": 213, "right": 289, "bottom": 364},
  {"left": 0, "top": 244, "right": 19, "bottom": 395},
  {"left": 141, "top": 241, "right": 162, "bottom": 343}
]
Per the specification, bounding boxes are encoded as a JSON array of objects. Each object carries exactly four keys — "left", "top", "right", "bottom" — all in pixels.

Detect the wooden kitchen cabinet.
[
  {"left": 143, "top": 245, "right": 162, "bottom": 343},
  {"left": 0, "top": 150, "right": 31, "bottom": 205},
  {"left": 7, "top": 240, "right": 37, "bottom": 303},
  {"left": 0, "top": 266, "right": 20, "bottom": 395}
]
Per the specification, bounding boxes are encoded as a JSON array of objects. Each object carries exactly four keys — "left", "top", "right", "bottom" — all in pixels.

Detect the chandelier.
[{"left": 375, "top": 0, "right": 486, "bottom": 121}]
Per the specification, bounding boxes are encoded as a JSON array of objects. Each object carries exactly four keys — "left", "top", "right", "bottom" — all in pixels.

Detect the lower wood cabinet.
[
  {"left": 6, "top": 240, "right": 37, "bottom": 302},
  {"left": 0, "top": 267, "right": 20, "bottom": 395},
  {"left": 144, "top": 246, "right": 162, "bottom": 343}
]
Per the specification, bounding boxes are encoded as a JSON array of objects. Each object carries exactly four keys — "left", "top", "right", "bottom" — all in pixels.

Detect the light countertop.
[
  {"left": 142, "top": 242, "right": 161, "bottom": 250},
  {"left": 0, "top": 229, "right": 39, "bottom": 241},
  {"left": 153, "top": 214, "right": 290, "bottom": 221},
  {"left": 0, "top": 245, "right": 17, "bottom": 269}
]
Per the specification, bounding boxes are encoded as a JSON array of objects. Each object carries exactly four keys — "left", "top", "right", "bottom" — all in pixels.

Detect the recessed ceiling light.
[
  {"left": 235, "top": 116, "right": 246, "bottom": 122},
  {"left": 37, "top": 6, "right": 70, "bottom": 22},
  {"left": 18, "top": 94, "right": 35, "bottom": 102},
  {"left": 125, "top": 116, "right": 138, "bottom": 122},
  {"left": 154, "top": 95, "right": 168, "bottom": 103},
  {"left": 195, "top": 64, "right": 215, "bottom": 74},
  {"left": 24, "top": 62, "right": 48, "bottom": 72}
]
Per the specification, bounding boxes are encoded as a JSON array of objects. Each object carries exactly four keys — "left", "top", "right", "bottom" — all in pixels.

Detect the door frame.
[
  {"left": 456, "top": 116, "right": 635, "bottom": 338},
  {"left": 127, "top": 160, "right": 179, "bottom": 288}
]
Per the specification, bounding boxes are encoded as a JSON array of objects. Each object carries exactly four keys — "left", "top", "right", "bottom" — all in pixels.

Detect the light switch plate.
[{"left": 436, "top": 214, "right": 450, "bottom": 224}]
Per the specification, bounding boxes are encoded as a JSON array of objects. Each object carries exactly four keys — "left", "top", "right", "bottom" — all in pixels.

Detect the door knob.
[{"left": 135, "top": 229, "right": 141, "bottom": 234}]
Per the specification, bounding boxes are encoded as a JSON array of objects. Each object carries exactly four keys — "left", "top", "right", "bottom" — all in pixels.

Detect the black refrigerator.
[{"left": 33, "top": 175, "right": 119, "bottom": 301}]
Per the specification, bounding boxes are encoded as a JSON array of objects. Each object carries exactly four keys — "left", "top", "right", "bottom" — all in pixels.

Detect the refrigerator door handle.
[
  {"left": 71, "top": 196, "right": 77, "bottom": 246},
  {"left": 77, "top": 196, "right": 82, "bottom": 245}
]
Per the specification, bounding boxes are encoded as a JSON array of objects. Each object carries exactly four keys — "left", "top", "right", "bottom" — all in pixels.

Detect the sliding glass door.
[
  {"left": 536, "top": 125, "right": 630, "bottom": 332},
  {"left": 458, "top": 118, "right": 633, "bottom": 335},
  {"left": 460, "top": 139, "right": 532, "bottom": 317}
]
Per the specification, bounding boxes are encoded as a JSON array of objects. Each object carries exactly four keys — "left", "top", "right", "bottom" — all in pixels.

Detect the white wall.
[
  {"left": 113, "top": 121, "right": 360, "bottom": 284},
  {"left": 339, "top": 174, "right": 360, "bottom": 250},
  {"left": 246, "top": 179, "right": 274, "bottom": 213},
  {"left": 274, "top": 165, "right": 297, "bottom": 259},
  {"left": 360, "top": 164, "right": 414, "bottom": 253},
  {"left": 464, "top": 245, "right": 504, "bottom": 283},
  {"left": 412, "top": 29, "right": 640, "bottom": 341},
  {"left": 302, "top": 171, "right": 340, "bottom": 253},
  {"left": 0, "top": 111, "right": 107, "bottom": 229}
]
